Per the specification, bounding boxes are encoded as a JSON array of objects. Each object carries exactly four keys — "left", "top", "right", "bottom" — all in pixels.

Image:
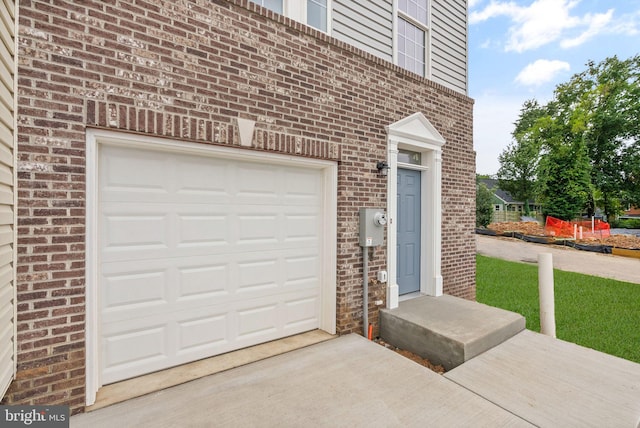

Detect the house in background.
[
  {"left": 479, "top": 178, "right": 541, "bottom": 223},
  {"left": 2, "top": 0, "right": 475, "bottom": 412},
  {"left": 620, "top": 207, "right": 640, "bottom": 220}
]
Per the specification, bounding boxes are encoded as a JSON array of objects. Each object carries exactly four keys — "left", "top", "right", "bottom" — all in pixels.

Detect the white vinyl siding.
[
  {"left": 332, "top": 0, "right": 393, "bottom": 61},
  {"left": 431, "top": 0, "right": 468, "bottom": 94},
  {"left": 0, "top": 0, "right": 15, "bottom": 400}
]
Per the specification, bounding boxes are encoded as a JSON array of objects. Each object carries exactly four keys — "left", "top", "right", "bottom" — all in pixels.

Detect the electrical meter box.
[{"left": 359, "top": 208, "right": 387, "bottom": 247}]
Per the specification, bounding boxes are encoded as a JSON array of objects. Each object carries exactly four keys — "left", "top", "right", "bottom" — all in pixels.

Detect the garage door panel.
[
  {"left": 236, "top": 303, "right": 279, "bottom": 340},
  {"left": 236, "top": 214, "right": 279, "bottom": 244},
  {"left": 173, "top": 156, "right": 230, "bottom": 198},
  {"left": 102, "top": 269, "right": 168, "bottom": 313},
  {"left": 102, "top": 214, "right": 169, "bottom": 253},
  {"left": 99, "top": 144, "right": 326, "bottom": 384},
  {"left": 177, "top": 263, "right": 230, "bottom": 299},
  {"left": 101, "top": 288, "right": 320, "bottom": 383},
  {"left": 177, "top": 214, "right": 228, "bottom": 247},
  {"left": 283, "top": 296, "right": 321, "bottom": 331},
  {"left": 284, "top": 214, "right": 321, "bottom": 241},
  {"left": 177, "top": 313, "right": 228, "bottom": 354},
  {"left": 102, "top": 324, "right": 169, "bottom": 383},
  {"left": 283, "top": 169, "right": 323, "bottom": 204},
  {"left": 101, "top": 248, "right": 319, "bottom": 324},
  {"left": 284, "top": 255, "right": 320, "bottom": 287},
  {"left": 101, "top": 205, "right": 319, "bottom": 263},
  {"left": 101, "top": 146, "right": 170, "bottom": 194}
]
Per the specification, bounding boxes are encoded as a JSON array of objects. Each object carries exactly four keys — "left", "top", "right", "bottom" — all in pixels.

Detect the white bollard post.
[
  {"left": 538, "top": 253, "right": 556, "bottom": 338},
  {"left": 573, "top": 223, "right": 577, "bottom": 239},
  {"left": 579, "top": 226, "right": 583, "bottom": 239}
]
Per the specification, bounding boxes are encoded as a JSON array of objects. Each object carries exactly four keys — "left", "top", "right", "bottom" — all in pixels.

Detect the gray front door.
[{"left": 397, "top": 168, "right": 421, "bottom": 295}]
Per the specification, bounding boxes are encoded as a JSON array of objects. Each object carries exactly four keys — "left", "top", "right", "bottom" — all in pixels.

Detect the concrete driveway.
[
  {"left": 71, "top": 334, "right": 532, "bottom": 427},
  {"left": 477, "top": 234, "right": 640, "bottom": 284},
  {"left": 70, "top": 236, "right": 640, "bottom": 427}
]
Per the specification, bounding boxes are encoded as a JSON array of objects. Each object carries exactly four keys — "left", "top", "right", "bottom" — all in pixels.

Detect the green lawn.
[{"left": 476, "top": 254, "right": 640, "bottom": 364}]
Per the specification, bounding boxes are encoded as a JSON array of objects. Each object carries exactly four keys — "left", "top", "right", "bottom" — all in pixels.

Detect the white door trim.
[
  {"left": 385, "top": 113, "right": 445, "bottom": 309},
  {"left": 85, "top": 129, "right": 337, "bottom": 405}
]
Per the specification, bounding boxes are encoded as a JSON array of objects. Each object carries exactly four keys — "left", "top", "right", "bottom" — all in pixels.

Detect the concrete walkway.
[
  {"left": 446, "top": 329, "right": 640, "bottom": 427},
  {"left": 477, "top": 234, "right": 640, "bottom": 284}
]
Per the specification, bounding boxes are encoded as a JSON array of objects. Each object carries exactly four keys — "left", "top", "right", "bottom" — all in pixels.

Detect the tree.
[
  {"left": 497, "top": 100, "right": 545, "bottom": 215},
  {"left": 476, "top": 182, "right": 494, "bottom": 227},
  {"left": 555, "top": 55, "right": 640, "bottom": 219},
  {"left": 537, "top": 137, "right": 592, "bottom": 220},
  {"left": 507, "top": 55, "right": 640, "bottom": 221}
]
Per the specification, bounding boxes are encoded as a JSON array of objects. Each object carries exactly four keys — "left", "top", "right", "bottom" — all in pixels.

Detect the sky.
[{"left": 468, "top": 0, "right": 640, "bottom": 175}]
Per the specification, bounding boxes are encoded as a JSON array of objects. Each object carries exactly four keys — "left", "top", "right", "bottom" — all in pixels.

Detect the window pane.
[
  {"left": 397, "top": 18, "right": 425, "bottom": 76},
  {"left": 399, "top": 0, "right": 428, "bottom": 26},
  {"left": 307, "top": 0, "right": 328, "bottom": 31},
  {"left": 257, "top": 0, "right": 283, "bottom": 14},
  {"left": 398, "top": 150, "right": 422, "bottom": 165}
]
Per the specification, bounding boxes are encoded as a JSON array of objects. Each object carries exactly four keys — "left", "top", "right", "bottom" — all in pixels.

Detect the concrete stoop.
[{"left": 379, "top": 294, "right": 525, "bottom": 370}]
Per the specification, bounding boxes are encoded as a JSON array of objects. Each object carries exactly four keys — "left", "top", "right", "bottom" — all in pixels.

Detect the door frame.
[
  {"left": 385, "top": 113, "right": 445, "bottom": 308},
  {"left": 85, "top": 129, "right": 337, "bottom": 405}
]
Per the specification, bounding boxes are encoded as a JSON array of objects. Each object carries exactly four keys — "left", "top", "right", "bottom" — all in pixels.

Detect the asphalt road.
[{"left": 476, "top": 234, "right": 640, "bottom": 285}]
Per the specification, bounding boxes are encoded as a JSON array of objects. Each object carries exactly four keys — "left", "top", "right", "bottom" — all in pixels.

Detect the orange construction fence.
[{"left": 544, "top": 216, "right": 611, "bottom": 239}]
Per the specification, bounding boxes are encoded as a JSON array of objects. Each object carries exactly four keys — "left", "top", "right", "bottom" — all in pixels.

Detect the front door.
[{"left": 397, "top": 168, "right": 421, "bottom": 295}]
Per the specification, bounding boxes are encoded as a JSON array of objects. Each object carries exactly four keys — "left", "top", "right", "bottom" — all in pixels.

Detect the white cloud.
[
  {"left": 606, "top": 11, "right": 640, "bottom": 36},
  {"left": 560, "top": 9, "right": 614, "bottom": 48},
  {"left": 469, "top": 0, "right": 618, "bottom": 52},
  {"left": 515, "top": 59, "right": 570, "bottom": 86}
]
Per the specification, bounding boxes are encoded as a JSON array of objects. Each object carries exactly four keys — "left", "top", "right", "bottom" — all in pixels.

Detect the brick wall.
[{"left": 6, "top": 0, "right": 475, "bottom": 411}]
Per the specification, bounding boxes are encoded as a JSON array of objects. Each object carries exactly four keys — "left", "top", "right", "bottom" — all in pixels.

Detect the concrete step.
[{"left": 379, "top": 294, "right": 525, "bottom": 370}]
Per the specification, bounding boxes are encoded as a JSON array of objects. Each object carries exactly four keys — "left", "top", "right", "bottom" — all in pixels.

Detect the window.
[
  {"left": 251, "top": 0, "right": 329, "bottom": 33},
  {"left": 255, "top": 0, "right": 283, "bottom": 14},
  {"left": 307, "top": 0, "right": 328, "bottom": 32},
  {"left": 397, "top": 0, "right": 429, "bottom": 77},
  {"left": 398, "top": 149, "right": 422, "bottom": 165}
]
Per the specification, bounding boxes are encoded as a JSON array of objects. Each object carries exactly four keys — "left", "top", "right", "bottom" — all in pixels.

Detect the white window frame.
[
  {"left": 393, "top": 0, "right": 431, "bottom": 78},
  {"left": 253, "top": 0, "right": 332, "bottom": 34}
]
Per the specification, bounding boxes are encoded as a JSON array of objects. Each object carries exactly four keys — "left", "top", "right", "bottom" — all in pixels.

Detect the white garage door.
[{"left": 99, "top": 144, "right": 325, "bottom": 384}]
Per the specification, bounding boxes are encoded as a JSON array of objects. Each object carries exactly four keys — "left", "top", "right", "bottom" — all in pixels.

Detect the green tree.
[
  {"left": 476, "top": 182, "right": 494, "bottom": 227},
  {"left": 497, "top": 100, "right": 545, "bottom": 215},
  {"left": 556, "top": 55, "right": 640, "bottom": 219},
  {"left": 537, "top": 137, "right": 592, "bottom": 220},
  {"left": 508, "top": 55, "right": 640, "bottom": 221}
]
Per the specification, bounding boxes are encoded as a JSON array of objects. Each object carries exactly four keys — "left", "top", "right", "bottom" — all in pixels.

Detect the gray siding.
[
  {"left": 0, "top": 0, "right": 14, "bottom": 399},
  {"left": 332, "top": 0, "right": 393, "bottom": 62},
  {"left": 431, "top": 0, "right": 468, "bottom": 94}
]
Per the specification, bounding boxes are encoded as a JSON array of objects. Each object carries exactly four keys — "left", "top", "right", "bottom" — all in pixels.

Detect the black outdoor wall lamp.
[{"left": 376, "top": 161, "right": 390, "bottom": 177}]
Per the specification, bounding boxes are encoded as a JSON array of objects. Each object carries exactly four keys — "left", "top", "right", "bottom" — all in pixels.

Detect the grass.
[{"left": 476, "top": 254, "right": 640, "bottom": 364}]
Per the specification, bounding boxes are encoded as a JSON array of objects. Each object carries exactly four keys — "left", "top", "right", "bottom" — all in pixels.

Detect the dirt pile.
[
  {"left": 488, "top": 221, "right": 544, "bottom": 236},
  {"left": 486, "top": 221, "right": 640, "bottom": 249}
]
